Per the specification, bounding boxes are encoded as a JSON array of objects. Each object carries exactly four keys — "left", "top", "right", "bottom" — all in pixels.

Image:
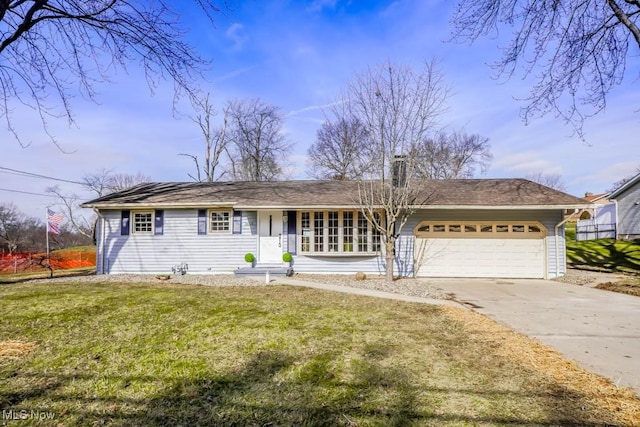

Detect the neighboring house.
[
  {"left": 608, "top": 172, "right": 640, "bottom": 240},
  {"left": 575, "top": 192, "right": 617, "bottom": 241},
  {"left": 82, "top": 179, "right": 589, "bottom": 279}
]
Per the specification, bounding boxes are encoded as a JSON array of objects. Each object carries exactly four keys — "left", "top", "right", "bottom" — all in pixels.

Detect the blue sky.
[{"left": 2, "top": 0, "right": 639, "bottom": 220}]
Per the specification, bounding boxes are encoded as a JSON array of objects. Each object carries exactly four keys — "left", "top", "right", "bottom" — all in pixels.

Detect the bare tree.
[
  {"left": 181, "top": 94, "right": 230, "bottom": 182},
  {"left": 608, "top": 166, "right": 640, "bottom": 192},
  {"left": 225, "top": 98, "right": 291, "bottom": 181},
  {"left": 451, "top": 1, "right": 640, "bottom": 136},
  {"left": 0, "top": 1, "right": 227, "bottom": 145},
  {"left": 48, "top": 169, "right": 151, "bottom": 238},
  {"left": 307, "top": 117, "right": 373, "bottom": 180},
  {"left": 411, "top": 130, "right": 491, "bottom": 179},
  {"left": 525, "top": 172, "right": 568, "bottom": 192},
  {"left": 0, "top": 202, "right": 35, "bottom": 254},
  {"left": 337, "top": 60, "right": 450, "bottom": 281}
]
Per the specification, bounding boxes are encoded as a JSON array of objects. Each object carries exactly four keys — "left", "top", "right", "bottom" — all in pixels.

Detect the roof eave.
[
  {"left": 608, "top": 173, "right": 640, "bottom": 199},
  {"left": 83, "top": 203, "right": 593, "bottom": 210}
]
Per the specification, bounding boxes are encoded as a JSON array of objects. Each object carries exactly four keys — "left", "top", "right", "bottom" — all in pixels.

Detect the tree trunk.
[{"left": 385, "top": 239, "right": 395, "bottom": 282}]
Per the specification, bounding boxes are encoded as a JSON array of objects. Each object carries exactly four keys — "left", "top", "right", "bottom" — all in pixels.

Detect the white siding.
[
  {"left": 616, "top": 183, "right": 640, "bottom": 238},
  {"left": 99, "top": 209, "right": 257, "bottom": 274},
  {"left": 289, "top": 254, "right": 386, "bottom": 275}
]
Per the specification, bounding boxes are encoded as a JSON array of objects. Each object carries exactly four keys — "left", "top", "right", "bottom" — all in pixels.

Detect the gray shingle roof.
[{"left": 82, "top": 179, "right": 588, "bottom": 209}]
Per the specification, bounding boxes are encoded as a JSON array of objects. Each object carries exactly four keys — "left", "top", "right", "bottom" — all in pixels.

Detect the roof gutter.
[
  {"left": 82, "top": 203, "right": 593, "bottom": 211},
  {"left": 553, "top": 209, "right": 586, "bottom": 278},
  {"left": 93, "top": 208, "right": 106, "bottom": 275}
]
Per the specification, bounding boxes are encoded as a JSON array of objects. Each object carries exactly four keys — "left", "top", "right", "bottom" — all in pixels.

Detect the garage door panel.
[{"left": 416, "top": 237, "right": 544, "bottom": 278}]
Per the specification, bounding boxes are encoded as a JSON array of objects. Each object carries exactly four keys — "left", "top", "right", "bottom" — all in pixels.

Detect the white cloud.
[
  {"left": 225, "top": 23, "right": 248, "bottom": 50},
  {"left": 307, "top": 0, "right": 338, "bottom": 13}
]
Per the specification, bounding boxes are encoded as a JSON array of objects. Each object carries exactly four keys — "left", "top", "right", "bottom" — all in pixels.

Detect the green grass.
[
  {"left": 1, "top": 281, "right": 638, "bottom": 426},
  {"left": 565, "top": 223, "right": 640, "bottom": 274},
  {"left": 51, "top": 245, "right": 96, "bottom": 254}
]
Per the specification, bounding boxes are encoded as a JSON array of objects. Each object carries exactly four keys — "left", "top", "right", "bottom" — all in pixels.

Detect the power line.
[
  {"left": 0, "top": 166, "right": 84, "bottom": 185},
  {"left": 0, "top": 187, "right": 57, "bottom": 197}
]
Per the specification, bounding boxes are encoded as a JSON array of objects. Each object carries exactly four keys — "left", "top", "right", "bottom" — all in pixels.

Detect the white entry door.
[{"left": 258, "top": 211, "right": 283, "bottom": 263}]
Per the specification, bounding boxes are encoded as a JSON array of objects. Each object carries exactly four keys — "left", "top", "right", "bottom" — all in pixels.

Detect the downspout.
[
  {"left": 554, "top": 209, "right": 586, "bottom": 279},
  {"left": 93, "top": 208, "right": 106, "bottom": 275}
]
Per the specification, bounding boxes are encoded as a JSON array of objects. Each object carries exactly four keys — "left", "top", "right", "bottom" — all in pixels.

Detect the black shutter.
[
  {"left": 233, "top": 211, "right": 242, "bottom": 234},
  {"left": 197, "top": 209, "right": 207, "bottom": 235},
  {"left": 287, "top": 210, "right": 297, "bottom": 255},
  {"left": 121, "top": 210, "right": 130, "bottom": 235},
  {"left": 154, "top": 210, "right": 164, "bottom": 235}
]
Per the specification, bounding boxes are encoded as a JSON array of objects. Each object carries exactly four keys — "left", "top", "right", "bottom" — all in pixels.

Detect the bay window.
[{"left": 299, "top": 210, "right": 383, "bottom": 255}]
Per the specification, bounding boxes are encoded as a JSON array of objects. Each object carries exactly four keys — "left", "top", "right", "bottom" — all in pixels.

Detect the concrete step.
[{"left": 234, "top": 266, "right": 293, "bottom": 277}]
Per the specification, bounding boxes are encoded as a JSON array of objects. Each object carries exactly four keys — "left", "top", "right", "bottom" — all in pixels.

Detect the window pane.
[
  {"left": 343, "top": 211, "right": 353, "bottom": 252},
  {"left": 464, "top": 225, "right": 477, "bottom": 233},
  {"left": 210, "top": 211, "right": 230, "bottom": 232},
  {"left": 372, "top": 212, "right": 381, "bottom": 252},
  {"left": 433, "top": 224, "right": 446, "bottom": 232},
  {"left": 528, "top": 224, "right": 542, "bottom": 233},
  {"left": 328, "top": 211, "right": 339, "bottom": 252},
  {"left": 134, "top": 212, "right": 153, "bottom": 233},
  {"left": 481, "top": 225, "right": 493, "bottom": 232},
  {"left": 301, "top": 212, "right": 311, "bottom": 252},
  {"left": 314, "top": 212, "right": 324, "bottom": 252},
  {"left": 512, "top": 225, "right": 525, "bottom": 232},
  {"left": 417, "top": 224, "right": 430, "bottom": 232},
  {"left": 496, "top": 225, "right": 509, "bottom": 232},
  {"left": 448, "top": 224, "right": 461, "bottom": 232},
  {"left": 357, "top": 212, "right": 368, "bottom": 252}
]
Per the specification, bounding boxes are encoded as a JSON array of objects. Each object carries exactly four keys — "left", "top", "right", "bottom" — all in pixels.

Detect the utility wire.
[
  {"left": 0, "top": 187, "right": 57, "bottom": 197},
  {"left": 0, "top": 166, "right": 84, "bottom": 185}
]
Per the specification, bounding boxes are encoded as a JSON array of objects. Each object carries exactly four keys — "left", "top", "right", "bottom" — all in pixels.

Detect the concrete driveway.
[{"left": 433, "top": 278, "right": 640, "bottom": 394}]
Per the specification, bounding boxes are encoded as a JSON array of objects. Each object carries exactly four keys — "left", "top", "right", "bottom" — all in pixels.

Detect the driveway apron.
[{"left": 432, "top": 278, "right": 640, "bottom": 395}]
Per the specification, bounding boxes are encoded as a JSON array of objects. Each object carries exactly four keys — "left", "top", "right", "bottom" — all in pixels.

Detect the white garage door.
[{"left": 415, "top": 222, "right": 546, "bottom": 278}]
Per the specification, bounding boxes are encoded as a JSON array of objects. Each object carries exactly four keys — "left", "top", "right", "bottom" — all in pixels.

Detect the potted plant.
[
  {"left": 282, "top": 252, "right": 294, "bottom": 276},
  {"left": 282, "top": 252, "right": 293, "bottom": 265},
  {"left": 244, "top": 253, "right": 255, "bottom": 267}
]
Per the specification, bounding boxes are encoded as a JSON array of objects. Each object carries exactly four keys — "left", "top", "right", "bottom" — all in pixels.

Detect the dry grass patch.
[
  {"left": 0, "top": 340, "right": 36, "bottom": 360},
  {"left": 442, "top": 306, "right": 640, "bottom": 426}
]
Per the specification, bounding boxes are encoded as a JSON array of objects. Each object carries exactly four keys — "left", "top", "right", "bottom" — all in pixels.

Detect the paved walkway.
[{"left": 266, "top": 274, "right": 640, "bottom": 395}]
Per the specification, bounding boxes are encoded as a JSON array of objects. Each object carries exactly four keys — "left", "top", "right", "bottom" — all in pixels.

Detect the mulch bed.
[{"left": 596, "top": 282, "right": 640, "bottom": 297}]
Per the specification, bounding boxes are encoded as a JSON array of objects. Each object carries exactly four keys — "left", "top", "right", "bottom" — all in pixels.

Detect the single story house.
[
  {"left": 82, "top": 179, "right": 590, "bottom": 279},
  {"left": 608, "top": 172, "right": 640, "bottom": 240}
]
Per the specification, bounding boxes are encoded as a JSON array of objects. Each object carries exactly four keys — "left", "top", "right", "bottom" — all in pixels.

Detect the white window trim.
[
  {"left": 132, "top": 210, "right": 154, "bottom": 235},
  {"left": 299, "top": 210, "right": 383, "bottom": 255},
  {"left": 208, "top": 209, "right": 232, "bottom": 234}
]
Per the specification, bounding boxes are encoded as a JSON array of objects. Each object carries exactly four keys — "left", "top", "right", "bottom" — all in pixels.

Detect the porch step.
[{"left": 234, "top": 266, "right": 293, "bottom": 277}]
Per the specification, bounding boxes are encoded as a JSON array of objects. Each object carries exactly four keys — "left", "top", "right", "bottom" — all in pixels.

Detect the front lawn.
[
  {"left": 1, "top": 281, "right": 638, "bottom": 426},
  {"left": 565, "top": 223, "right": 640, "bottom": 274}
]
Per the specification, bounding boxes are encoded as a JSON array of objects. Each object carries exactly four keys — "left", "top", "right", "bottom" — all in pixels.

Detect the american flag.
[{"left": 47, "top": 208, "right": 64, "bottom": 235}]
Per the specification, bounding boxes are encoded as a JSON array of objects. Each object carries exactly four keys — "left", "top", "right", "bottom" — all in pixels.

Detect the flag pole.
[{"left": 45, "top": 207, "right": 50, "bottom": 270}]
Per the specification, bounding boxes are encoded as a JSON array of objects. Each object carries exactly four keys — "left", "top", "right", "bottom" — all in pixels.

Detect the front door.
[{"left": 258, "top": 211, "right": 283, "bottom": 263}]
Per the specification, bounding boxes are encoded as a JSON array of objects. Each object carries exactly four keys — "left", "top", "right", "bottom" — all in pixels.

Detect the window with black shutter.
[{"left": 121, "top": 210, "right": 130, "bottom": 235}]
